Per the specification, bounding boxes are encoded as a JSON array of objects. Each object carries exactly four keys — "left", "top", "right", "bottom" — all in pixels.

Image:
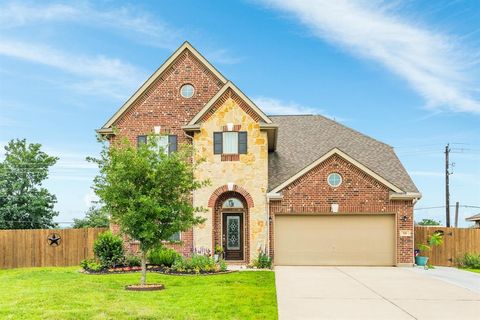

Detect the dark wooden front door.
[{"left": 222, "top": 213, "right": 244, "bottom": 260}]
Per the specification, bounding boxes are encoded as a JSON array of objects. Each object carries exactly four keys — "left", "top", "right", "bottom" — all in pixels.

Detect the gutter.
[{"left": 389, "top": 192, "right": 422, "bottom": 201}]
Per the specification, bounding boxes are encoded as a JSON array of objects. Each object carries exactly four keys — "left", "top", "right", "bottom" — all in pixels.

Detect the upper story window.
[
  {"left": 213, "top": 131, "right": 247, "bottom": 155},
  {"left": 180, "top": 84, "right": 195, "bottom": 98},
  {"left": 327, "top": 172, "right": 342, "bottom": 187},
  {"left": 137, "top": 135, "right": 177, "bottom": 154}
]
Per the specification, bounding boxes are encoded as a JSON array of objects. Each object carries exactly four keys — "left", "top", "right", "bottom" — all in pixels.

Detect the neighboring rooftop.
[
  {"left": 268, "top": 115, "right": 419, "bottom": 193},
  {"left": 466, "top": 213, "right": 480, "bottom": 221}
]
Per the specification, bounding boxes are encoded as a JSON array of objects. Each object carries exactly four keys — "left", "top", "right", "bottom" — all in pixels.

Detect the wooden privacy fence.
[
  {"left": 0, "top": 228, "right": 108, "bottom": 269},
  {"left": 415, "top": 226, "right": 480, "bottom": 266}
]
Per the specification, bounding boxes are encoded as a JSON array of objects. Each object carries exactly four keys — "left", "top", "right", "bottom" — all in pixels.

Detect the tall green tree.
[
  {"left": 89, "top": 136, "right": 208, "bottom": 285},
  {"left": 73, "top": 205, "right": 110, "bottom": 228},
  {"left": 0, "top": 139, "right": 58, "bottom": 229}
]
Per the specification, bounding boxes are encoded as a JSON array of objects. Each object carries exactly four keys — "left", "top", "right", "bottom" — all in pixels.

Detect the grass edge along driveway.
[{"left": 0, "top": 267, "right": 277, "bottom": 320}]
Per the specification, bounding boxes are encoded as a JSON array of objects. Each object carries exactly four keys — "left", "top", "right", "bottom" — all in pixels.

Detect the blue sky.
[{"left": 0, "top": 0, "right": 479, "bottom": 226}]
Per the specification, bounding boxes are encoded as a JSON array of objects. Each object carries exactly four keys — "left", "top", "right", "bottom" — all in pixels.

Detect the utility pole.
[
  {"left": 445, "top": 144, "right": 451, "bottom": 227},
  {"left": 454, "top": 201, "right": 459, "bottom": 228}
]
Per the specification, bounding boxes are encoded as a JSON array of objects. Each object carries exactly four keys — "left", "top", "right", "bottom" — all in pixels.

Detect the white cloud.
[
  {"left": 253, "top": 96, "right": 317, "bottom": 115},
  {"left": 0, "top": 39, "right": 146, "bottom": 99},
  {"left": 83, "top": 190, "right": 99, "bottom": 208},
  {"left": 253, "top": 96, "right": 346, "bottom": 121},
  {"left": 0, "top": 2, "right": 241, "bottom": 65},
  {"left": 260, "top": 0, "right": 480, "bottom": 114},
  {"left": 0, "top": 2, "right": 179, "bottom": 50}
]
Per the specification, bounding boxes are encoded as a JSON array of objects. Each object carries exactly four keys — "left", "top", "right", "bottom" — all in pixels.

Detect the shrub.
[
  {"left": 93, "top": 231, "right": 125, "bottom": 268},
  {"left": 457, "top": 253, "right": 480, "bottom": 269},
  {"left": 172, "top": 254, "right": 218, "bottom": 273},
  {"left": 148, "top": 247, "right": 180, "bottom": 267},
  {"left": 218, "top": 258, "right": 227, "bottom": 272},
  {"left": 252, "top": 252, "right": 272, "bottom": 269},
  {"left": 80, "top": 258, "right": 103, "bottom": 272},
  {"left": 125, "top": 255, "right": 141, "bottom": 267}
]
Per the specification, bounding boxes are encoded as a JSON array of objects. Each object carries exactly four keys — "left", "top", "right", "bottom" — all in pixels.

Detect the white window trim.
[
  {"left": 222, "top": 132, "right": 239, "bottom": 154},
  {"left": 327, "top": 172, "right": 342, "bottom": 187}
]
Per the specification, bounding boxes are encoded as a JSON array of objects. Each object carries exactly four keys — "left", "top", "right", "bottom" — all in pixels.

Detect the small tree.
[
  {"left": 0, "top": 139, "right": 58, "bottom": 229},
  {"left": 89, "top": 136, "right": 207, "bottom": 285},
  {"left": 417, "top": 218, "right": 441, "bottom": 226},
  {"left": 73, "top": 205, "right": 110, "bottom": 228}
]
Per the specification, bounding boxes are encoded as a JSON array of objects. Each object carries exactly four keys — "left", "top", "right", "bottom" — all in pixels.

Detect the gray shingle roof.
[{"left": 268, "top": 115, "right": 419, "bottom": 193}]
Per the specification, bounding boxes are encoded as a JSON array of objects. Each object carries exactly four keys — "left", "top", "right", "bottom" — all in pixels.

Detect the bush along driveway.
[{"left": 0, "top": 267, "right": 277, "bottom": 320}]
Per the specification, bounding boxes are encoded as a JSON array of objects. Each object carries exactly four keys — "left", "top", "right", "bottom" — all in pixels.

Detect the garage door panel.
[{"left": 275, "top": 215, "right": 395, "bottom": 266}]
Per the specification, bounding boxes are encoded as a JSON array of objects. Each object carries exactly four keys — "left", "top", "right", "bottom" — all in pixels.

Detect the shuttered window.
[
  {"left": 238, "top": 132, "right": 247, "bottom": 154},
  {"left": 213, "top": 131, "right": 248, "bottom": 154},
  {"left": 136, "top": 134, "right": 177, "bottom": 155},
  {"left": 214, "top": 132, "right": 223, "bottom": 154},
  {"left": 137, "top": 135, "right": 147, "bottom": 147},
  {"left": 223, "top": 132, "right": 238, "bottom": 154}
]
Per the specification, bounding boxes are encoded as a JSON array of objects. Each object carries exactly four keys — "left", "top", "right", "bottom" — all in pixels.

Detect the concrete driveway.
[{"left": 275, "top": 266, "right": 480, "bottom": 319}]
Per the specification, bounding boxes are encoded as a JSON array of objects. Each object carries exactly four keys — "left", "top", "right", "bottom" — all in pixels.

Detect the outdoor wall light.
[
  {"left": 154, "top": 126, "right": 161, "bottom": 134},
  {"left": 400, "top": 215, "right": 408, "bottom": 222}
]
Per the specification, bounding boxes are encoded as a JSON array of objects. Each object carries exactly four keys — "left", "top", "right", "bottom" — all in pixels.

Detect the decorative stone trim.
[
  {"left": 208, "top": 184, "right": 254, "bottom": 208},
  {"left": 201, "top": 88, "right": 262, "bottom": 123},
  {"left": 222, "top": 124, "right": 241, "bottom": 131},
  {"left": 221, "top": 154, "right": 240, "bottom": 161}
]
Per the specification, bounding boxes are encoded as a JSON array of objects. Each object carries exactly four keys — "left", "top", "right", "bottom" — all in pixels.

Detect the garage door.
[{"left": 274, "top": 215, "right": 395, "bottom": 266}]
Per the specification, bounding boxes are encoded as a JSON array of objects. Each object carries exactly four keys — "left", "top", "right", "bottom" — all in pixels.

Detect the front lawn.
[{"left": 0, "top": 267, "right": 277, "bottom": 320}]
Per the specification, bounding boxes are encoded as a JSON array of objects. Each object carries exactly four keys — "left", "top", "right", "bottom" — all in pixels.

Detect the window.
[
  {"left": 213, "top": 131, "right": 247, "bottom": 154},
  {"left": 136, "top": 135, "right": 177, "bottom": 154},
  {"left": 223, "top": 132, "right": 238, "bottom": 154},
  {"left": 168, "top": 231, "right": 181, "bottom": 242},
  {"left": 327, "top": 173, "right": 342, "bottom": 187},
  {"left": 180, "top": 84, "right": 195, "bottom": 98},
  {"left": 222, "top": 198, "right": 244, "bottom": 209}
]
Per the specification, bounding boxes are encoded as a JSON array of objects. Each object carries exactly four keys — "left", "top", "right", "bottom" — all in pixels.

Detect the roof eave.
[
  {"left": 389, "top": 192, "right": 422, "bottom": 201},
  {"left": 101, "top": 41, "right": 228, "bottom": 129}
]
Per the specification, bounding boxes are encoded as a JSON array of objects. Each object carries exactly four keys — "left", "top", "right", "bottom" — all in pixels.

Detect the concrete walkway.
[
  {"left": 275, "top": 266, "right": 480, "bottom": 319},
  {"left": 407, "top": 266, "right": 480, "bottom": 294}
]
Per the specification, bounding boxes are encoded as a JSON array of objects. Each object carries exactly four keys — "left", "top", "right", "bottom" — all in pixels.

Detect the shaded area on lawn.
[{"left": 0, "top": 267, "right": 277, "bottom": 320}]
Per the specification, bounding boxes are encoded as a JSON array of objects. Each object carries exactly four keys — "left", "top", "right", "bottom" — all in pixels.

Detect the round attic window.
[
  {"left": 327, "top": 173, "right": 342, "bottom": 187},
  {"left": 180, "top": 84, "right": 195, "bottom": 98}
]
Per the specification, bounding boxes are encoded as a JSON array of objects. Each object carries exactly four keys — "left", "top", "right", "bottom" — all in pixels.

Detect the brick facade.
[
  {"left": 269, "top": 154, "right": 414, "bottom": 265},
  {"left": 108, "top": 48, "right": 223, "bottom": 255},
  {"left": 104, "top": 44, "right": 416, "bottom": 266}
]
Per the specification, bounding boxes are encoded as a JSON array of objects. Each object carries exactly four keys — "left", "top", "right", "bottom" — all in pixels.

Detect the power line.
[{"left": 415, "top": 205, "right": 480, "bottom": 210}]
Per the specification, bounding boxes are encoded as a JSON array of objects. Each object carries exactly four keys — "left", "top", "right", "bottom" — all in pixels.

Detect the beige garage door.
[{"left": 274, "top": 215, "right": 395, "bottom": 266}]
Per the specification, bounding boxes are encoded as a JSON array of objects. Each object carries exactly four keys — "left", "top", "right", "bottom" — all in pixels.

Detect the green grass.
[
  {"left": 463, "top": 268, "right": 480, "bottom": 274},
  {"left": 0, "top": 267, "right": 277, "bottom": 320}
]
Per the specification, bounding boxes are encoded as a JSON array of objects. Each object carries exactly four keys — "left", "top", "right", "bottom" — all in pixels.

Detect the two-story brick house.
[{"left": 98, "top": 42, "right": 421, "bottom": 267}]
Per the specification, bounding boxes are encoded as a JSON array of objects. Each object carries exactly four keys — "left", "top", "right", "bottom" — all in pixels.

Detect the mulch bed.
[
  {"left": 80, "top": 265, "right": 235, "bottom": 276},
  {"left": 125, "top": 283, "right": 165, "bottom": 291}
]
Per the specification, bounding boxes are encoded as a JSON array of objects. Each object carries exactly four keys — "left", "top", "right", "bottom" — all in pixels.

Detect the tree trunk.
[{"left": 140, "top": 250, "right": 147, "bottom": 285}]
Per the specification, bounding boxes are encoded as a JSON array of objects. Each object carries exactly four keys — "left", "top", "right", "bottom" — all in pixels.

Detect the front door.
[{"left": 222, "top": 213, "right": 244, "bottom": 260}]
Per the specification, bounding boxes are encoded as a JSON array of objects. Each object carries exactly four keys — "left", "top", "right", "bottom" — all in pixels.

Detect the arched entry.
[{"left": 210, "top": 190, "right": 251, "bottom": 262}]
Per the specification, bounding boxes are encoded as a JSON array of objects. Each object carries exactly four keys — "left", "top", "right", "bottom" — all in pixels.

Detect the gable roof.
[
  {"left": 268, "top": 115, "right": 419, "bottom": 194},
  {"left": 100, "top": 41, "right": 227, "bottom": 129},
  {"left": 187, "top": 81, "right": 273, "bottom": 125},
  {"left": 270, "top": 148, "right": 404, "bottom": 194}
]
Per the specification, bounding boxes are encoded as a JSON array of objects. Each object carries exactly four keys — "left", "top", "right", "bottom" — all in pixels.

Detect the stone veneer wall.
[
  {"left": 269, "top": 154, "right": 414, "bottom": 265},
  {"left": 192, "top": 97, "right": 269, "bottom": 263}
]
